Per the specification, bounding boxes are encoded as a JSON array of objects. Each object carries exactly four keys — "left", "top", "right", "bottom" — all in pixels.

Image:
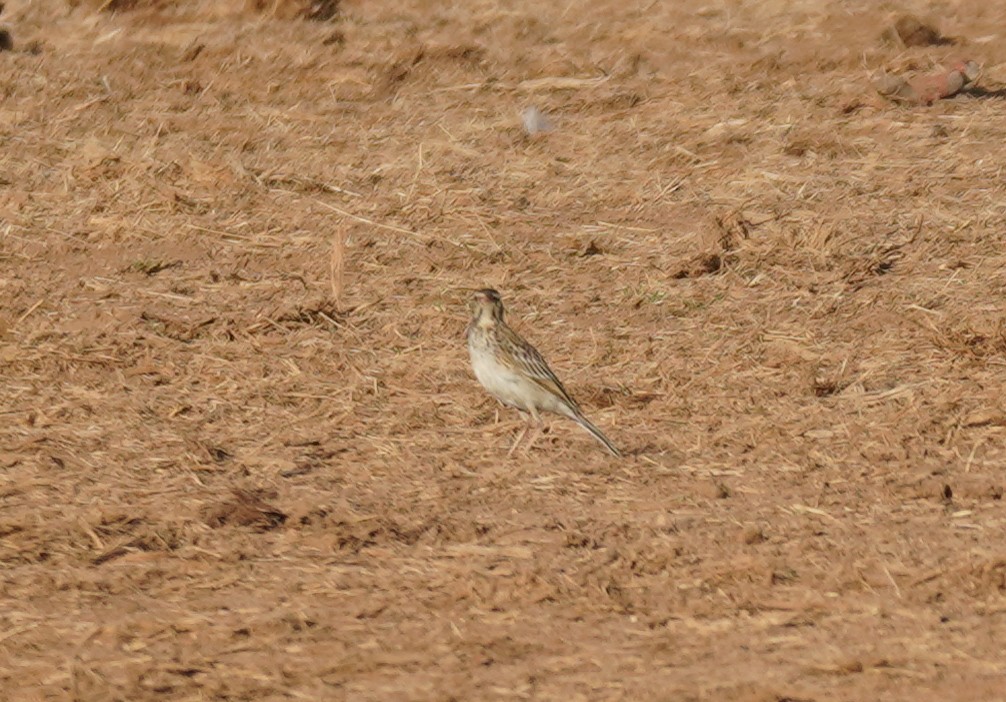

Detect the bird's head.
[{"left": 469, "top": 288, "right": 505, "bottom": 325}]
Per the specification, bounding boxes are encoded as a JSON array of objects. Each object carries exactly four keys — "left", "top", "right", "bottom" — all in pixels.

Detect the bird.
[{"left": 466, "top": 288, "right": 622, "bottom": 457}]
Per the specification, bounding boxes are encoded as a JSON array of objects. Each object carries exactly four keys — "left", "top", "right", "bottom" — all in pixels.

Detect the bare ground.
[{"left": 2, "top": 0, "right": 1006, "bottom": 699}]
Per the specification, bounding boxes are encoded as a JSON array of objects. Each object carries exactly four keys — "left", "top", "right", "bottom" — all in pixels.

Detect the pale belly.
[{"left": 469, "top": 341, "right": 567, "bottom": 416}]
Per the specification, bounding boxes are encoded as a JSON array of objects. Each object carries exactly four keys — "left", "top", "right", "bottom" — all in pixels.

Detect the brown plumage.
[{"left": 466, "top": 288, "right": 621, "bottom": 457}]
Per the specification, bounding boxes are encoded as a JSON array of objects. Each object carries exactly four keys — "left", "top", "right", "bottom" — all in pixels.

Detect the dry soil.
[{"left": 3, "top": 0, "right": 1006, "bottom": 700}]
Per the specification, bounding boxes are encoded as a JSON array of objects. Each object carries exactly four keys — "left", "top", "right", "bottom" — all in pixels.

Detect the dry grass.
[
  {"left": 329, "top": 225, "right": 347, "bottom": 307},
  {"left": 3, "top": 0, "right": 1006, "bottom": 699}
]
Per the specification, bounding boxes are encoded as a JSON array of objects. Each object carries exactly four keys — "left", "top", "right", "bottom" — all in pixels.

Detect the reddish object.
[{"left": 875, "top": 60, "right": 980, "bottom": 105}]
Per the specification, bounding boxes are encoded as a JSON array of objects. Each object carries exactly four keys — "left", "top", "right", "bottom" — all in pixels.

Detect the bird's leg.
[
  {"left": 521, "top": 412, "right": 545, "bottom": 454},
  {"left": 507, "top": 412, "right": 532, "bottom": 456},
  {"left": 507, "top": 426, "right": 528, "bottom": 456}
]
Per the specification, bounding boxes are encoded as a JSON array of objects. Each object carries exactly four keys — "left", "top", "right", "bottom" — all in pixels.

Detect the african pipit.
[{"left": 466, "top": 288, "right": 621, "bottom": 457}]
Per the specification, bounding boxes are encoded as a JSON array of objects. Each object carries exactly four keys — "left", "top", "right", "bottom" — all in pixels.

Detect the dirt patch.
[
  {"left": 3, "top": 0, "right": 1006, "bottom": 699},
  {"left": 203, "top": 488, "right": 288, "bottom": 530}
]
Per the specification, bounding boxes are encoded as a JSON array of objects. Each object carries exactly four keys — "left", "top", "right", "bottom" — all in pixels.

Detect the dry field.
[{"left": 3, "top": 0, "right": 1006, "bottom": 699}]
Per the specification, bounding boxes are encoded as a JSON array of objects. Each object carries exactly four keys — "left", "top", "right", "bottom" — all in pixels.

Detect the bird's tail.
[{"left": 572, "top": 411, "right": 622, "bottom": 458}]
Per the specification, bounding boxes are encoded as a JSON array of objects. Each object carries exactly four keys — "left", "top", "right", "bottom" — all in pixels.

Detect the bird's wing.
[{"left": 503, "top": 327, "right": 582, "bottom": 412}]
